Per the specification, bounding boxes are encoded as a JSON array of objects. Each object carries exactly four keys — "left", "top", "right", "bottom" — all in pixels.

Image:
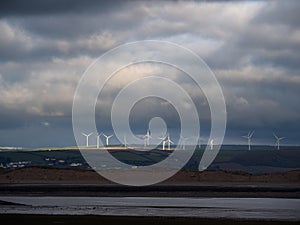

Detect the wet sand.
[{"left": 0, "top": 183, "right": 300, "bottom": 198}]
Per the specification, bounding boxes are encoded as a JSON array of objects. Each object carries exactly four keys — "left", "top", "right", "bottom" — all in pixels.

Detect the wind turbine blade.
[
  {"left": 273, "top": 133, "right": 278, "bottom": 139},
  {"left": 249, "top": 131, "right": 254, "bottom": 138}
]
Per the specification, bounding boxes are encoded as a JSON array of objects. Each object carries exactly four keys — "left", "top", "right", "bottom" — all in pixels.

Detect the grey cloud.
[
  {"left": 0, "top": 1, "right": 257, "bottom": 63},
  {"left": 0, "top": 0, "right": 129, "bottom": 17},
  {"left": 253, "top": 0, "right": 300, "bottom": 27},
  {"left": 252, "top": 51, "right": 300, "bottom": 70},
  {"left": 220, "top": 73, "right": 300, "bottom": 133}
]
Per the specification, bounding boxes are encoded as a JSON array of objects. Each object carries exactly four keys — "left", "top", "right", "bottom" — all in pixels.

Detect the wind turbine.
[
  {"left": 191, "top": 136, "right": 201, "bottom": 149},
  {"left": 96, "top": 133, "right": 102, "bottom": 149},
  {"left": 166, "top": 133, "right": 174, "bottom": 150},
  {"left": 209, "top": 139, "right": 214, "bottom": 150},
  {"left": 143, "top": 129, "right": 151, "bottom": 147},
  {"left": 195, "top": 136, "right": 201, "bottom": 149},
  {"left": 180, "top": 136, "right": 189, "bottom": 150},
  {"left": 273, "top": 133, "right": 285, "bottom": 150},
  {"left": 103, "top": 134, "right": 113, "bottom": 146},
  {"left": 242, "top": 131, "right": 254, "bottom": 151},
  {"left": 198, "top": 137, "right": 202, "bottom": 149},
  {"left": 82, "top": 132, "right": 93, "bottom": 147},
  {"left": 124, "top": 135, "right": 127, "bottom": 148},
  {"left": 158, "top": 134, "right": 167, "bottom": 150}
]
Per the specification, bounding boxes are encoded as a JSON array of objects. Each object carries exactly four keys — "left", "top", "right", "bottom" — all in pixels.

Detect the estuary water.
[{"left": 0, "top": 196, "right": 299, "bottom": 221}]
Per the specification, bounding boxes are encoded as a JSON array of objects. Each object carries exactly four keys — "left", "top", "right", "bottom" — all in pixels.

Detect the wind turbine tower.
[
  {"left": 103, "top": 134, "right": 113, "bottom": 146},
  {"left": 166, "top": 133, "right": 174, "bottom": 150},
  {"left": 144, "top": 129, "right": 151, "bottom": 147},
  {"left": 124, "top": 135, "right": 127, "bottom": 148},
  {"left": 82, "top": 132, "right": 93, "bottom": 147},
  {"left": 273, "top": 133, "right": 285, "bottom": 150},
  {"left": 209, "top": 139, "right": 214, "bottom": 150},
  {"left": 158, "top": 134, "right": 166, "bottom": 150},
  {"left": 242, "top": 131, "right": 254, "bottom": 151},
  {"left": 197, "top": 137, "right": 201, "bottom": 149},
  {"left": 96, "top": 133, "right": 102, "bottom": 148},
  {"left": 180, "top": 136, "right": 189, "bottom": 150}
]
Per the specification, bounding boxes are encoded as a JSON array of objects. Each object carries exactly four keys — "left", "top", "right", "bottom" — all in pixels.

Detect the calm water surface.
[{"left": 0, "top": 197, "right": 299, "bottom": 221}]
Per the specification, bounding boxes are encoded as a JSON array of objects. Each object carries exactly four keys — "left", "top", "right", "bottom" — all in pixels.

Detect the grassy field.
[{"left": 0, "top": 147, "right": 299, "bottom": 173}]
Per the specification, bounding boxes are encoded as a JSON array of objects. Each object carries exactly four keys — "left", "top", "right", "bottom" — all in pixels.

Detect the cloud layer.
[{"left": 0, "top": 0, "right": 299, "bottom": 147}]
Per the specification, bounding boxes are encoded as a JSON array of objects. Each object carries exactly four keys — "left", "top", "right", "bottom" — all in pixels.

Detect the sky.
[{"left": 0, "top": 0, "right": 299, "bottom": 147}]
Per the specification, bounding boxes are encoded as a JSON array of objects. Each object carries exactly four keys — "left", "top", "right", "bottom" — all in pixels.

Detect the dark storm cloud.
[
  {"left": 0, "top": 0, "right": 129, "bottom": 17},
  {"left": 10, "top": 9, "right": 139, "bottom": 40},
  {"left": 0, "top": 1, "right": 142, "bottom": 63},
  {"left": 225, "top": 79, "right": 300, "bottom": 124},
  {"left": 0, "top": 0, "right": 250, "bottom": 17},
  {"left": 0, "top": 109, "right": 71, "bottom": 130}
]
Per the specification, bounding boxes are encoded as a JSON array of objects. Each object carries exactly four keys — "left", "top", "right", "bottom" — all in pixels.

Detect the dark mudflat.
[
  {"left": 0, "top": 214, "right": 299, "bottom": 225},
  {"left": 0, "top": 183, "right": 300, "bottom": 198}
]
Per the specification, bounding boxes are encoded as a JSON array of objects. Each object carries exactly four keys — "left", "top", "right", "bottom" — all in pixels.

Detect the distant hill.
[
  {"left": 209, "top": 149, "right": 300, "bottom": 173},
  {"left": 0, "top": 148, "right": 299, "bottom": 174}
]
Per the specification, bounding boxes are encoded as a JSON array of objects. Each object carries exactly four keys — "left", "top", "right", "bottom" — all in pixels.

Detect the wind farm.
[
  {"left": 1, "top": 126, "right": 291, "bottom": 154},
  {"left": 71, "top": 129, "right": 294, "bottom": 152}
]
